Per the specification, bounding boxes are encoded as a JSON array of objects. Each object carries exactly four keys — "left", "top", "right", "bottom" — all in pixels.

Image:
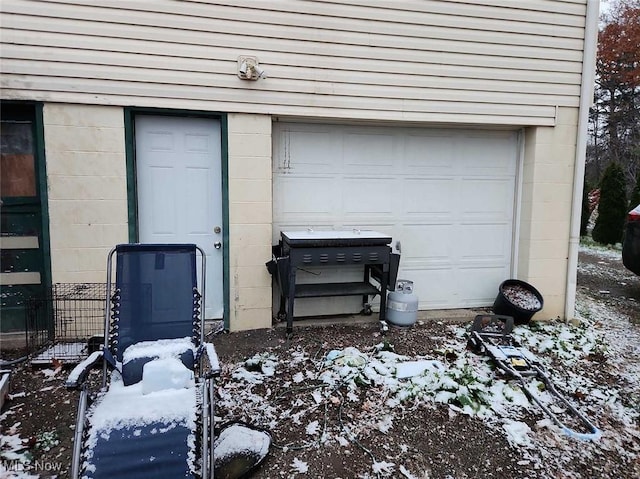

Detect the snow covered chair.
[{"left": 66, "top": 244, "right": 220, "bottom": 479}]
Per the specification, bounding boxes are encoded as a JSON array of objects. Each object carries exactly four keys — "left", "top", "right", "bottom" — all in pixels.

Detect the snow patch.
[
  {"left": 214, "top": 423, "right": 270, "bottom": 463},
  {"left": 305, "top": 420, "right": 319, "bottom": 435},
  {"left": 290, "top": 457, "right": 309, "bottom": 473},
  {"left": 372, "top": 460, "right": 395, "bottom": 474},
  {"left": 503, "top": 420, "right": 533, "bottom": 447},
  {"left": 141, "top": 357, "right": 194, "bottom": 394},
  {"left": 122, "top": 337, "right": 196, "bottom": 362},
  {"left": 85, "top": 377, "right": 197, "bottom": 442}
]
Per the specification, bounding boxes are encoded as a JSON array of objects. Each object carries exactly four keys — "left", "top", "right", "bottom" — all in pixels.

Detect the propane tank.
[{"left": 386, "top": 280, "right": 419, "bottom": 327}]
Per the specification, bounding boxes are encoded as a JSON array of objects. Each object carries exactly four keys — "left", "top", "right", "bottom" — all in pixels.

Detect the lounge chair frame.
[{"left": 68, "top": 244, "right": 219, "bottom": 479}]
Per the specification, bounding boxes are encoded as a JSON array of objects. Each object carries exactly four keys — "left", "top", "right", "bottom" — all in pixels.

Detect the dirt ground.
[{"left": 1, "top": 246, "right": 639, "bottom": 478}]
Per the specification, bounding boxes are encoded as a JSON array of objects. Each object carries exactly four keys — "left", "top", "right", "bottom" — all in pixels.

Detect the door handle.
[{"left": 214, "top": 242, "right": 222, "bottom": 250}]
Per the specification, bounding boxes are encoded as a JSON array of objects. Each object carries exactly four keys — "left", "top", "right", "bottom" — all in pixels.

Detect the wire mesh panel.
[
  {"left": 51, "top": 283, "right": 106, "bottom": 341},
  {"left": 25, "top": 294, "right": 54, "bottom": 354},
  {"left": 25, "top": 283, "right": 107, "bottom": 361}
]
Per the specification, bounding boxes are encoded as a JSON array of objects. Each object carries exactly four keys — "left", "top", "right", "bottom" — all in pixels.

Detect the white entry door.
[{"left": 135, "top": 115, "right": 223, "bottom": 319}]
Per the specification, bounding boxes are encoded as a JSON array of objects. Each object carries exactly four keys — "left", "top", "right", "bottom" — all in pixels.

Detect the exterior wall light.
[{"left": 237, "top": 55, "right": 266, "bottom": 81}]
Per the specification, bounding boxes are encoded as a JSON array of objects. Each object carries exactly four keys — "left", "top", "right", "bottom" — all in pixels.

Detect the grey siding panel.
[{"left": 0, "top": 0, "right": 589, "bottom": 126}]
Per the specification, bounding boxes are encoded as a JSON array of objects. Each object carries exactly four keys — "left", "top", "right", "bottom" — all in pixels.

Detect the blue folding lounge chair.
[{"left": 66, "top": 244, "right": 220, "bottom": 479}]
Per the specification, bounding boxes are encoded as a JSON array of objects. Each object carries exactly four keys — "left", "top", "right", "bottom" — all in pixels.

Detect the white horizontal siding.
[
  {"left": 3, "top": 1, "right": 588, "bottom": 57},
  {"left": 2, "top": 26, "right": 585, "bottom": 75},
  {"left": 1, "top": 41, "right": 583, "bottom": 84},
  {"left": 23, "top": 0, "right": 586, "bottom": 47},
  {"left": 0, "top": 0, "right": 590, "bottom": 125},
  {"left": 3, "top": 58, "right": 580, "bottom": 108},
  {"left": 318, "top": 0, "right": 588, "bottom": 18}
]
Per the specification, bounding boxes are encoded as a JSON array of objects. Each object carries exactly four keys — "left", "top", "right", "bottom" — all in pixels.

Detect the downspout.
[{"left": 565, "top": 0, "right": 600, "bottom": 322}]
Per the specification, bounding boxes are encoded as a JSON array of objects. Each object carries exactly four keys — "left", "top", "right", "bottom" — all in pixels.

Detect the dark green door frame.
[
  {"left": 0, "top": 101, "right": 52, "bottom": 333},
  {"left": 123, "top": 107, "right": 230, "bottom": 330}
]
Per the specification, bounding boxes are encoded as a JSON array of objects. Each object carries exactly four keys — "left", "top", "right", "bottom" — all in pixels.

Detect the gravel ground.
[{"left": 1, "top": 243, "right": 639, "bottom": 478}]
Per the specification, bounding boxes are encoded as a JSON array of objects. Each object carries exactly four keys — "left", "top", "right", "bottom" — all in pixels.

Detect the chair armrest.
[
  {"left": 200, "top": 342, "right": 221, "bottom": 379},
  {"left": 66, "top": 350, "right": 104, "bottom": 389}
]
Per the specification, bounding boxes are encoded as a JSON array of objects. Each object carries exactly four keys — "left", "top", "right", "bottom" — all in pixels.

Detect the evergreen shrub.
[{"left": 592, "top": 162, "right": 628, "bottom": 245}]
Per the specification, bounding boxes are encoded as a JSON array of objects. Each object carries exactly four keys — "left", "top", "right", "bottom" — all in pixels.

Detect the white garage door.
[{"left": 273, "top": 123, "right": 518, "bottom": 312}]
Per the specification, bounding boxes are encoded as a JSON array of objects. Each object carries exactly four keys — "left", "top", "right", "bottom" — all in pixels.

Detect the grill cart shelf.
[{"left": 270, "top": 230, "right": 399, "bottom": 335}]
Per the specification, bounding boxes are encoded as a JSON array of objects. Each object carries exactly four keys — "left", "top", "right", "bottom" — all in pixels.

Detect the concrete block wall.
[
  {"left": 40, "top": 102, "right": 579, "bottom": 328},
  {"left": 518, "top": 106, "right": 579, "bottom": 319},
  {"left": 227, "top": 113, "right": 273, "bottom": 331},
  {"left": 43, "top": 104, "right": 128, "bottom": 283},
  {"left": 43, "top": 106, "right": 274, "bottom": 330}
]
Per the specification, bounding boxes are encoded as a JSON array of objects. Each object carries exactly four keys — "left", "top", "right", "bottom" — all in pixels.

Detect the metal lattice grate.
[
  {"left": 25, "top": 283, "right": 107, "bottom": 358},
  {"left": 50, "top": 283, "right": 107, "bottom": 341}
]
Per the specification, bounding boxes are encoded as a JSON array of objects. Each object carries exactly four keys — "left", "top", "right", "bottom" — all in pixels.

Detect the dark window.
[{"left": 1, "top": 120, "right": 37, "bottom": 197}]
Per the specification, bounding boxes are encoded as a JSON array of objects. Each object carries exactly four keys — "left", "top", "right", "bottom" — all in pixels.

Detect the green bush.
[{"left": 592, "top": 162, "right": 628, "bottom": 245}]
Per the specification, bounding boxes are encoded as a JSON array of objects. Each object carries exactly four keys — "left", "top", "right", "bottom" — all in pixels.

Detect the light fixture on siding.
[{"left": 237, "top": 55, "right": 266, "bottom": 81}]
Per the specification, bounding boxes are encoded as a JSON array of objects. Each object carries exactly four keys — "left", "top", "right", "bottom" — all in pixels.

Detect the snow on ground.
[
  {"left": 1, "top": 242, "right": 639, "bottom": 478},
  {"left": 215, "top": 243, "right": 640, "bottom": 477},
  {"left": 579, "top": 243, "right": 623, "bottom": 260},
  {"left": 0, "top": 413, "right": 39, "bottom": 479},
  {"left": 218, "top": 305, "right": 639, "bottom": 476}
]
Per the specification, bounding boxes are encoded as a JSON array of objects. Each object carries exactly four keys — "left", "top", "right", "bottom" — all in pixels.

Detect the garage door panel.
[
  {"left": 343, "top": 223, "right": 395, "bottom": 232},
  {"left": 402, "top": 224, "right": 453, "bottom": 264},
  {"left": 458, "top": 137, "right": 516, "bottom": 175},
  {"left": 343, "top": 178, "right": 397, "bottom": 216},
  {"left": 460, "top": 179, "right": 515, "bottom": 218},
  {"left": 403, "top": 178, "right": 455, "bottom": 217},
  {"left": 284, "top": 130, "right": 341, "bottom": 173},
  {"left": 455, "top": 267, "right": 507, "bottom": 306},
  {"left": 274, "top": 177, "right": 339, "bottom": 219},
  {"left": 293, "top": 265, "right": 369, "bottom": 316},
  {"left": 404, "top": 135, "right": 455, "bottom": 175},
  {"left": 292, "top": 296, "right": 365, "bottom": 317},
  {"left": 407, "top": 267, "right": 456, "bottom": 309},
  {"left": 344, "top": 133, "right": 396, "bottom": 173},
  {"left": 457, "top": 224, "right": 510, "bottom": 263}
]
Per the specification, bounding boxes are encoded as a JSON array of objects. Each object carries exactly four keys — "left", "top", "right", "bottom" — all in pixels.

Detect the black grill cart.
[{"left": 269, "top": 230, "right": 399, "bottom": 335}]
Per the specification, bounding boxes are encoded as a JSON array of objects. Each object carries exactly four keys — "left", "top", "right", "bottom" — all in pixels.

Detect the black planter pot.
[{"left": 492, "top": 279, "right": 543, "bottom": 325}]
